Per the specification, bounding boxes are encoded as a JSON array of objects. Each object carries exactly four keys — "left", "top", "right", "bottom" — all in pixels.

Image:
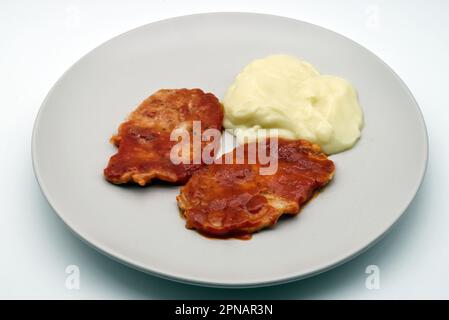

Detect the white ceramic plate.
[{"left": 32, "top": 13, "right": 428, "bottom": 288}]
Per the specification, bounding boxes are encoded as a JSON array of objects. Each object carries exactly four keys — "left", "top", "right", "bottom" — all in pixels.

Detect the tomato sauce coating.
[
  {"left": 177, "top": 139, "right": 335, "bottom": 238},
  {"left": 104, "top": 89, "right": 223, "bottom": 185}
]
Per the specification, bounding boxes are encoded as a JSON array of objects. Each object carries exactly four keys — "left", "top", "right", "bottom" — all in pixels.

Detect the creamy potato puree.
[{"left": 223, "top": 55, "right": 364, "bottom": 154}]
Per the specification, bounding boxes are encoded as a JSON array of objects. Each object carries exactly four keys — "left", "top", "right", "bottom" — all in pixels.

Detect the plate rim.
[{"left": 31, "top": 12, "right": 429, "bottom": 288}]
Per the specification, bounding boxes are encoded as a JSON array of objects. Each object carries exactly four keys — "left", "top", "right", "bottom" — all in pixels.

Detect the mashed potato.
[{"left": 223, "top": 54, "right": 364, "bottom": 154}]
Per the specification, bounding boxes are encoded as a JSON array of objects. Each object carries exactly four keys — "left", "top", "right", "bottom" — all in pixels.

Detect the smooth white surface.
[
  {"left": 0, "top": 0, "right": 448, "bottom": 299},
  {"left": 31, "top": 12, "right": 427, "bottom": 288}
]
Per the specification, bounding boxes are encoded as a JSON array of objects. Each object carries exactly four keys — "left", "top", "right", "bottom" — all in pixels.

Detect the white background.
[{"left": 1, "top": 0, "right": 448, "bottom": 299}]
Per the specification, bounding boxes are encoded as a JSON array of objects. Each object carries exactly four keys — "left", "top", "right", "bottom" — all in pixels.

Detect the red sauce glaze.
[
  {"left": 177, "top": 139, "right": 335, "bottom": 239},
  {"left": 104, "top": 89, "right": 223, "bottom": 185}
]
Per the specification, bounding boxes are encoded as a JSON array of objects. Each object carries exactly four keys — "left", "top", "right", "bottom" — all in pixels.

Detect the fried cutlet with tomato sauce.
[
  {"left": 177, "top": 139, "right": 335, "bottom": 238},
  {"left": 104, "top": 89, "right": 223, "bottom": 186}
]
